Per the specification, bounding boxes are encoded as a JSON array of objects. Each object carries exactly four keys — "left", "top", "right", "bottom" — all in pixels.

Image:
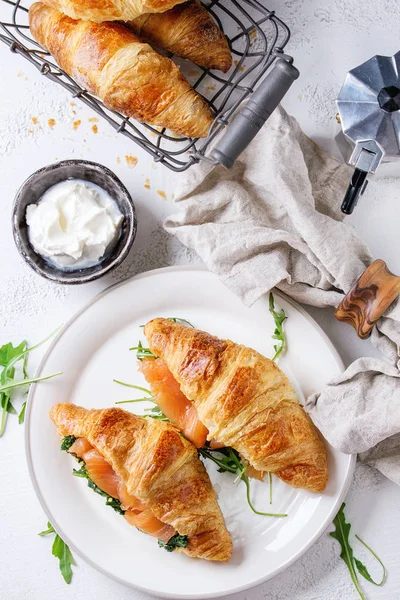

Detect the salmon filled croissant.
[
  {"left": 50, "top": 404, "right": 232, "bottom": 561},
  {"left": 29, "top": 3, "right": 214, "bottom": 138},
  {"left": 141, "top": 318, "right": 328, "bottom": 493}
]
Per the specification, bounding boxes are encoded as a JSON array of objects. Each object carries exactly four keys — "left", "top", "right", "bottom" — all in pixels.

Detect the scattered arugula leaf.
[
  {"left": 354, "top": 535, "right": 386, "bottom": 586},
  {"left": 60, "top": 435, "right": 77, "bottom": 452},
  {"left": 167, "top": 317, "right": 195, "bottom": 328},
  {"left": 39, "top": 521, "right": 75, "bottom": 584},
  {"left": 199, "top": 446, "right": 286, "bottom": 518},
  {"left": 158, "top": 534, "right": 189, "bottom": 552},
  {"left": 0, "top": 330, "right": 62, "bottom": 437},
  {"left": 269, "top": 292, "right": 287, "bottom": 361},
  {"left": 18, "top": 401, "right": 27, "bottom": 424},
  {"left": 113, "top": 380, "right": 170, "bottom": 421},
  {"left": 38, "top": 522, "right": 55, "bottom": 536},
  {"left": 330, "top": 503, "right": 387, "bottom": 599},
  {"left": 72, "top": 463, "right": 125, "bottom": 515},
  {"left": 113, "top": 381, "right": 152, "bottom": 394}
]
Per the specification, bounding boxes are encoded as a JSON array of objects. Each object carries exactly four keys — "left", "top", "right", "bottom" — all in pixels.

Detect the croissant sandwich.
[
  {"left": 128, "top": 1, "right": 232, "bottom": 72},
  {"left": 140, "top": 318, "right": 329, "bottom": 493},
  {"left": 40, "top": 0, "right": 188, "bottom": 22},
  {"left": 29, "top": 3, "right": 214, "bottom": 138},
  {"left": 50, "top": 403, "right": 232, "bottom": 561}
]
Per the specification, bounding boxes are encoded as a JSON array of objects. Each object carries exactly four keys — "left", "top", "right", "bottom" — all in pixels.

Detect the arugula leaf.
[
  {"left": 60, "top": 435, "right": 77, "bottom": 452},
  {"left": 167, "top": 317, "right": 195, "bottom": 328},
  {"left": 113, "top": 379, "right": 170, "bottom": 421},
  {"left": 129, "top": 341, "right": 157, "bottom": 360},
  {"left": 330, "top": 503, "right": 364, "bottom": 599},
  {"left": 354, "top": 535, "right": 387, "bottom": 586},
  {"left": 269, "top": 293, "right": 287, "bottom": 361},
  {"left": 158, "top": 534, "right": 189, "bottom": 552},
  {"left": 330, "top": 503, "right": 387, "bottom": 599},
  {"left": 113, "top": 381, "right": 152, "bottom": 395},
  {"left": 38, "top": 521, "right": 55, "bottom": 536},
  {"left": 199, "top": 446, "right": 286, "bottom": 518},
  {"left": 18, "top": 401, "right": 27, "bottom": 424},
  {"left": 39, "top": 522, "right": 75, "bottom": 584},
  {"left": 72, "top": 463, "right": 125, "bottom": 515}
]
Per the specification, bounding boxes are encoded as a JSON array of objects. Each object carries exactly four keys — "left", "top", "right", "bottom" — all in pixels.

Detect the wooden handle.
[{"left": 335, "top": 260, "right": 400, "bottom": 339}]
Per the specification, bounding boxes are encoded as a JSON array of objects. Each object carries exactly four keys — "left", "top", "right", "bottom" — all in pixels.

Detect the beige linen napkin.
[{"left": 164, "top": 106, "right": 400, "bottom": 484}]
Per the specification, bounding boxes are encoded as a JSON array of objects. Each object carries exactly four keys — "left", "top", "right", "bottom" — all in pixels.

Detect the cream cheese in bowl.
[{"left": 26, "top": 179, "right": 123, "bottom": 270}]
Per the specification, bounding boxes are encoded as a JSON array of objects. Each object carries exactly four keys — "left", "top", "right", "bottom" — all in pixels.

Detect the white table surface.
[{"left": 1, "top": 0, "right": 399, "bottom": 599}]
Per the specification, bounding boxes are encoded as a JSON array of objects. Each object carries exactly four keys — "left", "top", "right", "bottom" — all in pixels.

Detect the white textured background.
[{"left": 1, "top": 0, "right": 400, "bottom": 599}]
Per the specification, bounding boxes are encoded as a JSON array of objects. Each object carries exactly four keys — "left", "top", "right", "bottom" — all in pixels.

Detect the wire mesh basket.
[{"left": 0, "top": 0, "right": 294, "bottom": 171}]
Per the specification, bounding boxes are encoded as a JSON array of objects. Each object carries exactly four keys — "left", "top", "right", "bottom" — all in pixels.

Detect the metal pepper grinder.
[{"left": 336, "top": 51, "right": 400, "bottom": 214}]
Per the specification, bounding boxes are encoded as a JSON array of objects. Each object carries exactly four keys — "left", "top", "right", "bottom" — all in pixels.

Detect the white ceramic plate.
[{"left": 26, "top": 266, "right": 355, "bottom": 599}]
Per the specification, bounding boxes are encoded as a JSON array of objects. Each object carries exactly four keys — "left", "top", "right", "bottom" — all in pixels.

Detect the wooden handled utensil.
[{"left": 335, "top": 260, "right": 400, "bottom": 339}]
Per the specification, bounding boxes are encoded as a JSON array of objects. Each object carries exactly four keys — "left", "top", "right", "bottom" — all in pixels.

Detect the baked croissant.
[
  {"left": 143, "top": 318, "right": 329, "bottom": 493},
  {"left": 50, "top": 403, "right": 232, "bottom": 561},
  {"left": 40, "top": 0, "right": 187, "bottom": 22},
  {"left": 128, "top": 1, "right": 232, "bottom": 72},
  {"left": 29, "top": 3, "right": 214, "bottom": 138}
]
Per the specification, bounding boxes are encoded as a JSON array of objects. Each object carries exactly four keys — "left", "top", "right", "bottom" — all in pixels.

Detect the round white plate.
[{"left": 26, "top": 266, "right": 355, "bottom": 599}]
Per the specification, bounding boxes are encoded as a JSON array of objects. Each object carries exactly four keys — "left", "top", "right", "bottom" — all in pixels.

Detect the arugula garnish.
[
  {"left": 269, "top": 292, "right": 287, "bottom": 361},
  {"left": 129, "top": 341, "right": 157, "bottom": 360},
  {"left": 0, "top": 330, "right": 62, "bottom": 437},
  {"left": 330, "top": 503, "right": 387, "bottom": 599},
  {"left": 39, "top": 522, "right": 75, "bottom": 584},
  {"left": 199, "top": 446, "right": 286, "bottom": 518},
  {"left": 268, "top": 472, "right": 273, "bottom": 504},
  {"left": 167, "top": 317, "right": 194, "bottom": 328},
  {"left": 72, "top": 463, "right": 125, "bottom": 515},
  {"left": 61, "top": 435, "right": 78, "bottom": 452},
  {"left": 113, "top": 380, "right": 169, "bottom": 421},
  {"left": 158, "top": 534, "right": 189, "bottom": 552}
]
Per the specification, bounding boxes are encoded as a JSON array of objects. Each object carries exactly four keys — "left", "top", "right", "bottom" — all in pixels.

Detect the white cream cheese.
[{"left": 26, "top": 179, "right": 123, "bottom": 269}]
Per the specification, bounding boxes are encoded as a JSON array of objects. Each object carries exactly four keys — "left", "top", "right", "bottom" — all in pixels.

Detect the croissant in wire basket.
[
  {"left": 50, "top": 403, "right": 233, "bottom": 561},
  {"left": 40, "top": 0, "right": 188, "bottom": 22},
  {"left": 142, "top": 318, "right": 329, "bottom": 493},
  {"left": 128, "top": 0, "right": 232, "bottom": 72},
  {"left": 29, "top": 3, "right": 214, "bottom": 138}
]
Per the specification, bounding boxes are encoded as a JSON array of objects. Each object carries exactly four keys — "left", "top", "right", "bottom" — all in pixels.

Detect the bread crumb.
[
  {"left": 249, "top": 28, "right": 257, "bottom": 39},
  {"left": 171, "top": 193, "right": 175, "bottom": 200},
  {"left": 69, "top": 101, "right": 75, "bottom": 106},
  {"left": 17, "top": 71, "right": 24, "bottom": 77},
  {"left": 157, "top": 190, "right": 166, "bottom": 199},
  {"left": 73, "top": 120, "right": 81, "bottom": 130},
  {"left": 144, "top": 177, "right": 151, "bottom": 190},
  {"left": 116, "top": 156, "right": 121, "bottom": 164},
  {"left": 207, "top": 85, "right": 216, "bottom": 91},
  {"left": 48, "top": 118, "right": 56, "bottom": 129},
  {"left": 31, "top": 117, "right": 39, "bottom": 125},
  {"left": 89, "top": 117, "right": 99, "bottom": 123},
  {"left": 72, "top": 109, "right": 77, "bottom": 115},
  {"left": 125, "top": 155, "right": 138, "bottom": 168},
  {"left": 233, "top": 60, "right": 245, "bottom": 72},
  {"left": 83, "top": 138, "right": 86, "bottom": 143},
  {"left": 144, "top": 184, "right": 151, "bottom": 189},
  {"left": 188, "top": 70, "right": 199, "bottom": 77},
  {"left": 92, "top": 124, "right": 98, "bottom": 134},
  {"left": 28, "top": 129, "right": 33, "bottom": 134}
]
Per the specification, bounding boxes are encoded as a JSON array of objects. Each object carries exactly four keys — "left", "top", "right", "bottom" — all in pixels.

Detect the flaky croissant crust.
[
  {"left": 41, "top": 0, "right": 188, "bottom": 22},
  {"left": 50, "top": 403, "right": 232, "bottom": 561},
  {"left": 144, "top": 318, "right": 329, "bottom": 493},
  {"left": 29, "top": 3, "right": 214, "bottom": 138}
]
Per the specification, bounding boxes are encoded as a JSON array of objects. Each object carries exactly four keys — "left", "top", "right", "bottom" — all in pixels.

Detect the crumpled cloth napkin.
[{"left": 164, "top": 106, "right": 400, "bottom": 485}]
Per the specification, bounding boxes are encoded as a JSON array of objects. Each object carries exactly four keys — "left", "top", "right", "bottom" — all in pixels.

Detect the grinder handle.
[{"left": 335, "top": 260, "right": 400, "bottom": 338}]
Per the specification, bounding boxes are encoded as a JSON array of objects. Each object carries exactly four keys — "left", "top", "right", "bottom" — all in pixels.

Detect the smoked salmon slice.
[
  {"left": 124, "top": 509, "right": 175, "bottom": 542},
  {"left": 139, "top": 358, "right": 209, "bottom": 448},
  {"left": 68, "top": 437, "right": 176, "bottom": 541}
]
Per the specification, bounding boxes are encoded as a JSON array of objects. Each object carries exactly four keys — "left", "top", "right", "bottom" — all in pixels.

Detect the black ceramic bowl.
[{"left": 12, "top": 160, "right": 137, "bottom": 284}]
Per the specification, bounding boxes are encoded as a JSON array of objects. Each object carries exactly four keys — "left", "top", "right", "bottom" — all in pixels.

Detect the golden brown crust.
[
  {"left": 144, "top": 318, "right": 329, "bottom": 493},
  {"left": 128, "top": 1, "right": 232, "bottom": 72},
  {"left": 41, "top": 0, "right": 188, "bottom": 22},
  {"left": 50, "top": 403, "right": 232, "bottom": 561},
  {"left": 29, "top": 3, "right": 214, "bottom": 137}
]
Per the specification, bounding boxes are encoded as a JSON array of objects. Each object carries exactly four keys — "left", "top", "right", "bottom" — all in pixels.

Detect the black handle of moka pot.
[
  {"left": 208, "top": 58, "right": 300, "bottom": 168},
  {"left": 341, "top": 168, "right": 369, "bottom": 214}
]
